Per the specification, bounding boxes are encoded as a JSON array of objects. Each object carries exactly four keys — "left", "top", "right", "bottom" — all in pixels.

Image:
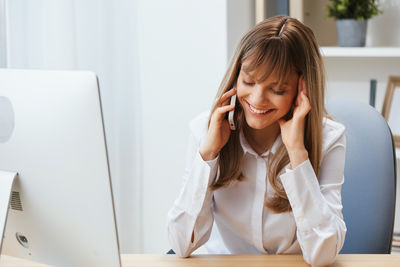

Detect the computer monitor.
[{"left": 0, "top": 69, "right": 121, "bottom": 267}]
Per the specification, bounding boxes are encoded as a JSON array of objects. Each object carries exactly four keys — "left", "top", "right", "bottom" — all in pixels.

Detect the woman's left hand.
[{"left": 278, "top": 75, "right": 311, "bottom": 168}]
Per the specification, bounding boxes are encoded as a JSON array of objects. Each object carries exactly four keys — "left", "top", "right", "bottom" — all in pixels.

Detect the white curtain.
[{"left": 3, "top": 0, "right": 143, "bottom": 253}]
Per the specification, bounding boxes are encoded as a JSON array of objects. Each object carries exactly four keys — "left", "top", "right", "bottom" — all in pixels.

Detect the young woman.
[{"left": 167, "top": 15, "right": 346, "bottom": 267}]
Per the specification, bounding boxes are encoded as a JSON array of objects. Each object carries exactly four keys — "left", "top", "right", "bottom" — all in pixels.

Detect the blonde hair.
[{"left": 208, "top": 15, "right": 326, "bottom": 213}]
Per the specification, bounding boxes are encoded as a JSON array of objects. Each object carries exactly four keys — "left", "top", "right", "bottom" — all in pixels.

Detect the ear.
[{"left": 301, "top": 76, "right": 308, "bottom": 97}]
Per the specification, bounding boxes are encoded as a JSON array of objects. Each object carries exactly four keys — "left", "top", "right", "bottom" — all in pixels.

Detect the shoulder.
[
  {"left": 189, "top": 110, "right": 210, "bottom": 141},
  {"left": 321, "top": 117, "right": 346, "bottom": 153}
]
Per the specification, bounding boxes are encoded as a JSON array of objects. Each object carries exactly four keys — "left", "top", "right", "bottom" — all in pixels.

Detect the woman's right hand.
[{"left": 199, "top": 87, "right": 236, "bottom": 161}]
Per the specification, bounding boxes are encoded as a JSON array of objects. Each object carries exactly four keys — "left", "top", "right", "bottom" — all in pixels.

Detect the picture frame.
[{"left": 382, "top": 76, "right": 400, "bottom": 147}]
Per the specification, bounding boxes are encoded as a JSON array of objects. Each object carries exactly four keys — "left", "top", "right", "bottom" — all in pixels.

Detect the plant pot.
[{"left": 336, "top": 19, "right": 367, "bottom": 47}]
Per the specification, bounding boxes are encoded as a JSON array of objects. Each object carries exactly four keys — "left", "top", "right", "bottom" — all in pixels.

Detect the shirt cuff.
[
  {"left": 279, "top": 159, "right": 328, "bottom": 232},
  {"left": 203, "top": 153, "right": 219, "bottom": 169}
]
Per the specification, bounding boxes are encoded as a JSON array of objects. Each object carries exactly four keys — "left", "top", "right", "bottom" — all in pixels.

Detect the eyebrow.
[{"left": 242, "top": 68, "right": 289, "bottom": 85}]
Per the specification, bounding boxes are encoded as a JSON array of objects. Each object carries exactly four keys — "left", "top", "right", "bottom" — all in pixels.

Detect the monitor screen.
[{"left": 0, "top": 69, "right": 121, "bottom": 267}]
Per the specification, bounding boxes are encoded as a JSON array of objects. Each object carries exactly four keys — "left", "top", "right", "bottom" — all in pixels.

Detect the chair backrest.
[{"left": 326, "top": 98, "right": 397, "bottom": 254}]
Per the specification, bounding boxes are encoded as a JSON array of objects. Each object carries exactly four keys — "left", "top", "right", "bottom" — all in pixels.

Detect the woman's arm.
[
  {"left": 167, "top": 114, "right": 218, "bottom": 257},
  {"left": 280, "top": 125, "right": 346, "bottom": 267}
]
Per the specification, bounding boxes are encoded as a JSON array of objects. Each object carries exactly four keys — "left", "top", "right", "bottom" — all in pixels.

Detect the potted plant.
[{"left": 326, "top": 0, "right": 382, "bottom": 47}]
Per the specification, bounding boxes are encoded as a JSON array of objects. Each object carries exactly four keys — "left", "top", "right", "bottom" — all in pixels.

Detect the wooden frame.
[{"left": 382, "top": 76, "right": 400, "bottom": 147}]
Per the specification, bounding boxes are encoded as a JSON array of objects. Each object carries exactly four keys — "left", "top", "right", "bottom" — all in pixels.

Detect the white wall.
[
  {"left": 136, "top": 0, "right": 228, "bottom": 253},
  {"left": 367, "top": 0, "right": 400, "bottom": 47}
]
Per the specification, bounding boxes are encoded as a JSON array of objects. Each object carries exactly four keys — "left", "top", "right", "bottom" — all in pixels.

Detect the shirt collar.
[{"left": 239, "top": 128, "right": 282, "bottom": 158}]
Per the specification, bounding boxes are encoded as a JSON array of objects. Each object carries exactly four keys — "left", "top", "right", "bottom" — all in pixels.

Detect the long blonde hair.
[{"left": 208, "top": 15, "right": 326, "bottom": 213}]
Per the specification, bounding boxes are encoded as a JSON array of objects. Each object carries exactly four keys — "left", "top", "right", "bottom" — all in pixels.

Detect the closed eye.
[
  {"left": 271, "top": 89, "right": 287, "bottom": 95},
  {"left": 243, "top": 80, "right": 255, "bottom": 86}
]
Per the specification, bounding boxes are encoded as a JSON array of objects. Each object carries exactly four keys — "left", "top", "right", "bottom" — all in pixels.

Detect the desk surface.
[{"left": 1, "top": 254, "right": 400, "bottom": 266}]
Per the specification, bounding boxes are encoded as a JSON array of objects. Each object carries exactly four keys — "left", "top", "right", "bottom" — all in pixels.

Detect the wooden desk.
[{"left": 1, "top": 254, "right": 400, "bottom": 266}]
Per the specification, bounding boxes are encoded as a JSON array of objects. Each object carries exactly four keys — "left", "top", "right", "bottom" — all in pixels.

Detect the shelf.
[{"left": 320, "top": 47, "right": 400, "bottom": 58}]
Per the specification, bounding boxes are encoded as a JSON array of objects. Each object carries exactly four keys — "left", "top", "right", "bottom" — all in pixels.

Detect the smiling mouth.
[{"left": 246, "top": 101, "right": 275, "bottom": 115}]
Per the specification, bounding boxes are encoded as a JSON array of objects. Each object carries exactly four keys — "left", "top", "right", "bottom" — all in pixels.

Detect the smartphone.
[{"left": 228, "top": 93, "right": 237, "bottom": 130}]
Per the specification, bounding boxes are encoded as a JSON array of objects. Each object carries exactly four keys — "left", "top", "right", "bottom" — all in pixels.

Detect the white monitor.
[{"left": 0, "top": 69, "right": 121, "bottom": 267}]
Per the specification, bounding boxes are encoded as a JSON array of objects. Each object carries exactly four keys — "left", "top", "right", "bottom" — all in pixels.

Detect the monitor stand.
[{"left": 0, "top": 171, "right": 17, "bottom": 255}]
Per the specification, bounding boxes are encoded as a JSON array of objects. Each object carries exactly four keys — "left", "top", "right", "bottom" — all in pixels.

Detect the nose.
[{"left": 249, "top": 84, "right": 269, "bottom": 106}]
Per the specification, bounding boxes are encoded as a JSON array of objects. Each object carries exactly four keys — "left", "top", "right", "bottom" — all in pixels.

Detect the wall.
[
  {"left": 367, "top": 0, "right": 400, "bottom": 47},
  {"left": 136, "top": 0, "right": 227, "bottom": 253}
]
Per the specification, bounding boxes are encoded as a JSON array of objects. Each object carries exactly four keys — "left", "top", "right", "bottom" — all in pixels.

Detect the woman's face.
[{"left": 236, "top": 61, "right": 300, "bottom": 130}]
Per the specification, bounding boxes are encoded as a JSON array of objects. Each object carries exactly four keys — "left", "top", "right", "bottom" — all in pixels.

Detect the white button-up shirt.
[{"left": 167, "top": 111, "right": 347, "bottom": 267}]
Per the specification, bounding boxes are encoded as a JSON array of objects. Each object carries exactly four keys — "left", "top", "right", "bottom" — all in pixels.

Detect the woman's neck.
[{"left": 243, "top": 122, "right": 280, "bottom": 155}]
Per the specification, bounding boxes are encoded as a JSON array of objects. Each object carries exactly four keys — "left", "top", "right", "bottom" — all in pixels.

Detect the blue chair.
[{"left": 326, "top": 98, "right": 397, "bottom": 253}]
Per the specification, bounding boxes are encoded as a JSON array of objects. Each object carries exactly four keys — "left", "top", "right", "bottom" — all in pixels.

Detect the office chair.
[{"left": 326, "top": 98, "right": 397, "bottom": 254}]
